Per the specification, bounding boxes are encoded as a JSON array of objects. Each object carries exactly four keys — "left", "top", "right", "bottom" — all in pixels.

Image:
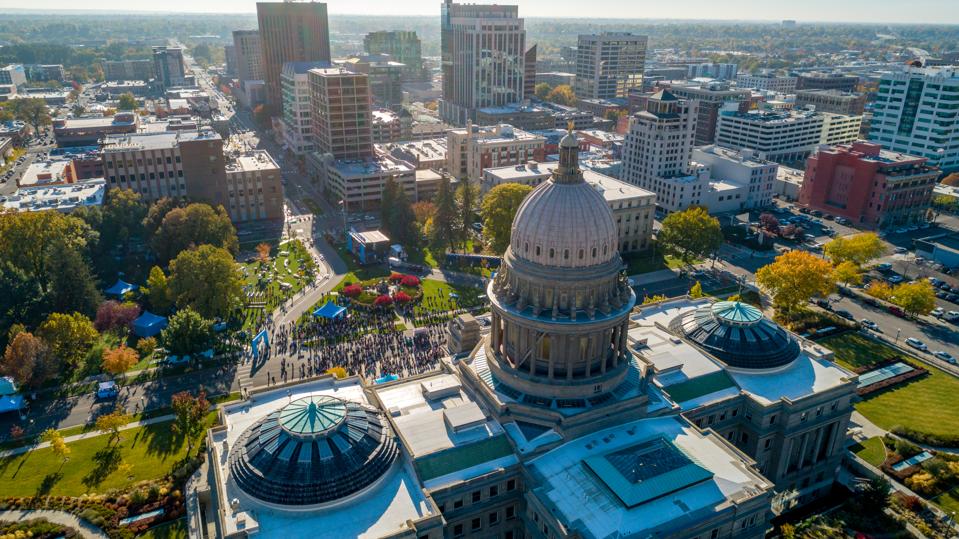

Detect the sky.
[{"left": 1, "top": 0, "right": 959, "bottom": 24}]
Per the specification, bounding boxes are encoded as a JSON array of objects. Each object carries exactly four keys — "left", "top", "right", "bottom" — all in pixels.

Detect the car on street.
[
  {"left": 96, "top": 380, "right": 119, "bottom": 400},
  {"left": 894, "top": 246, "right": 908, "bottom": 253},
  {"left": 905, "top": 337, "right": 928, "bottom": 351},
  {"left": 934, "top": 351, "right": 957, "bottom": 364},
  {"left": 932, "top": 307, "right": 945, "bottom": 318},
  {"left": 944, "top": 311, "right": 959, "bottom": 322},
  {"left": 835, "top": 309, "right": 855, "bottom": 320},
  {"left": 859, "top": 319, "right": 880, "bottom": 331},
  {"left": 887, "top": 275, "right": 904, "bottom": 284}
]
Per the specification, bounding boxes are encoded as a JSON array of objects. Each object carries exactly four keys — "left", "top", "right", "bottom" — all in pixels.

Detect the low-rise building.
[
  {"left": 692, "top": 145, "right": 778, "bottom": 210},
  {"left": 54, "top": 113, "right": 140, "bottom": 147},
  {"left": 2, "top": 179, "right": 106, "bottom": 213},
  {"left": 795, "top": 89, "right": 866, "bottom": 116},
  {"left": 13, "top": 90, "right": 69, "bottom": 106},
  {"left": 24, "top": 64, "right": 65, "bottom": 82},
  {"left": 372, "top": 109, "right": 409, "bottom": 143},
  {"left": 475, "top": 102, "right": 555, "bottom": 132},
  {"left": 915, "top": 233, "right": 959, "bottom": 269},
  {"left": 414, "top": 169, "right": 447, "bottom": 201},
  {"left": 798, "top": 141, "right": 938, "bottom": 228},
  {"left": 795, "top": 72, "right": 859, "bottom": 92},
  {"left": 309, "top": 153, "right": 416, "bottom": 211},
  {"left": 660, "top": 80, "right": 752, "bottom": 145},
  {"left": 716, "top": 108, "right": 860, "bottom": 165},
  {"left": 447, "top": 124, "right": 546, "bottom": 181},
  {"left": 0, "top": 65, "right": 27, "bottom": 89},
  {"left": 224, "top": 150, "right": 285, "bottom": 221},
  {"left": 775, "top": 166, "right": 805, "bottom": 201},
  {"left": 103, "top": 59, "right": 154, "bottom": 81},
  {"left": 18, "top": 158, "right": 78, "bottom": 188},
  {"left": 101, "top": 80, "right": 151, "bottom": 97},
  {"left": 482, "top": 161, "right": 656, "bottom": 252},
  {"left": 736, "top": 72, "right": 797, "bottom": 93},
  {"left": 380, "top": 138, "right": 447, "bottom": 170}
]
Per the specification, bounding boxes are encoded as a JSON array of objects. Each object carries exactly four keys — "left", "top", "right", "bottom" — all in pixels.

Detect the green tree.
[
  {"left": 824, "top": 233, "right": 884, "bottom": 266},
  {"left": 891, "top": 280, "right": 936, "bottom": 317},
  {"left": 144, "top": 266, "right": 173, "bottom": 314},
  {"left": 481, "top": 183, "right": 532, "bottom": 254},
  {"left": 0, "top": 211, "right": 92, "bottom": 292},
  {"left": 161, "top": 307, "right": 213, "bottom": 356},
  {"left": 545, "top": 84, "right": 577, "bottom": 106},
  {"left": 101, "top": 188, "right": 146, "bottom": 251},
  {"left": 380, "top": 178, "right": 418, "bottom": 247},
  {"left": 456, "top": 180, "right": 480, "bottom": 248},
  {"left": 171, "top": 390, "right": 210, "bottom": 454},
  {"left": 11, "top": 98, "right": 52, "bottom": 134},
  {"left": 142, "top": 197, "right": 182, "bottom": 240},
  {"left": 431, "top": 175, "right": 457, "bottom": 252},
  {"left": 168, "top": 245, "right": 243, "bottom": 319},
  {"left": 860, "top": 476, "right": 891, "bottom": 510},
  {"left": 657, "top": 207, "right": 724, "bottom": 267},
  {"left": 151, "top": 203, "right": 238, "bottom": 262},
  {"left": 534, "top": 82, "right": 552, "bottom": 100},
  {"left": 95, "top": 409, "right": 131, "bottom": 444},
  {"left": 116, "top": 92, "right": 137, "bottom": 111},
  {"left": 0, "top": 262, "right": 49, "bottom": 346},
  {"left": 37, "top": 311, "right": 98, "bottom": 369},
  {"left": 46, "top": 241, "right": 101, "bottom": 317},
  {"left": 832, "top": 260, "right": 862, "bottom": 287},
  {"left": 756, "top": 250, "right": 836, "bottom": 313}
]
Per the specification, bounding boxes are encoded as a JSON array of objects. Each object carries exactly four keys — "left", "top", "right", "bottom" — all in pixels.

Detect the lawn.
[
  {"left": 237, "top": 240, "right": 316, "bottom": 330},
  {"left": 0, "top": 413, "right": 216, "bottom": 498},
  {"left": 622, "top": 249, "right": 689, "bottom": 275},
  {"left": 140, "top": 518, "right": 188, "bottom": 539},
  {"left": 817, "top": 333, "right": 902, "bottom": 371},
  {"left": 850, "top": 437, "right": 886, "bottom": 467}
]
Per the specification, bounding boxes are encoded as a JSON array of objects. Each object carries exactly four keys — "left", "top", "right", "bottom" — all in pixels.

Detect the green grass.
[
  {"left": 333, "top": 244, "right": 391, "bottom": 281},
  {"left": 140, "top": 518, "right": 188, "bottom": 539},
  {"left": 238, "top": 240, "right": 316, "bottom": 331},
  {"left": 622, "top": 249, "right": 690, "bottom": 275},
  {"left": 850, "top": 437, "right": 886, "bottom": 467},
  {"left": 414, "top": 435, "right": 513, "bottom": 481},
  {"left": 663, "top": 371, "right": 736, "bottom": 403},
  {"left": 818, "top": 333, "right": 902, "bottom": 371},
  {"left": 0, "top": 413, "right": 216, "bottom": 497},
  {"left": 933, "top": 488, "right": 959, "bottom": 516}
]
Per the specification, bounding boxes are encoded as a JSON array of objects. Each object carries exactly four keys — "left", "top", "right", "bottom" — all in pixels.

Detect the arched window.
[
  {"left": 578, "top": 249, "right": 584, "bottom": 259},
  {"left": 592, "top": 247, "right": 597, "bottom": 258},
  {"left": 524, "top": 242, "right": 529, "bottom": 253},
  {"left": 603, "top": 244, "right": 608, "bottom": 255},
  {"left": 564, "top": 249, "right": 569, "bottom": 260},
  {"left": 536, "top": 245, "right": 541, "bottom": 256},
  {"left": 549, "top": 248, "right": 554, "bottom": 258}
]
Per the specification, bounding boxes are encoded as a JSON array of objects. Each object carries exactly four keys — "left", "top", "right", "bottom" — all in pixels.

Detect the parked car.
[
  {"left": 944, "top": 311, "right": 959, "bottom": 322},
  {"left": 905, "top": 337, "right": 928, "bottom": 351},
  {"left": 835, "top": 309, "right": 855, "bottom": 320},
  {"left": 888, "top": 305, "right": 905, "bottom": 317},
  {"left": 931, "top": 307, "right": 945, "bottom": 318},
  {"left": 934, "top": 351, "right": 957, "bottom": 364},
  {"left": 887, "top": 275, "right": 904, "bottom": 284},
  {"left": 96, "top": 380, "right": 119, "bottom": 400},
  {"left": 859, "top": 319, "right": 880, "bottom": 331},
  {"left": 876, "top": 263, "right": 893, "bottom": 272},
  {"left": 894, "top": 246, "right": 908, "bottom": 254}
]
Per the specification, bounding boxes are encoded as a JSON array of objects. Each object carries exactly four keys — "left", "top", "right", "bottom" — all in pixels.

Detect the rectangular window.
[
  {"left": 489, "top": 485, "right": 498, "bottom": 497},
  {"left": 471, "top": 518, "right": 481, "bottom": 531},
  {"left": 506, "top": 506, "right": 515, "bottom": 520},
  {"left": 507, "top": 479, "right": 516, "bottom": 491},
  {"left": 472, "top": 491, "right": 481, "bottom": 503},
  {"left": 489, "top": 512, "right": 499, "bottom": 525}
]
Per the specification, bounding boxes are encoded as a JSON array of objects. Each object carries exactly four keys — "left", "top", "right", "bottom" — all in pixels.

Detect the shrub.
[
  {"left": 905, "top": 471, "right": 937, "bottom": 495},
  {"left": 400, "top": 275, "right": 420, "bottom": 287},
  {"left": 342, "top": 284, "right": 362, "bottom": 298},
  {"left": 394, "top": 291, "right": 412, "bottom": 304},
  {"left": 374, "top": 295, "right": 393, "bottom": 306},
  {"left": 388, "top": 272, "right": 404, "bottom": 283}
]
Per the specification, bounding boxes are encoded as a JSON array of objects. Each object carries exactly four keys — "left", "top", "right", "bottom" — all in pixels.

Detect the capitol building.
[{"left": 191, "top": 132, "right": 858, "bottom": 539}]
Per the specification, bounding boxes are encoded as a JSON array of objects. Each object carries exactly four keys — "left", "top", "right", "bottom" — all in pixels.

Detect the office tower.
[
  {"left": 308, "top": 67, "right": 373, "bottom": 160},
  {"left": 574, "top": 33, "right": 647, "bottom": 99},
  {"left": 799, "top": 142, "right": 938, "bottom": 228},
  {"left": 152, "top": 46, "right": 186, "bottom": 89},
  {"left": 524, "top": 44, "right": 537, "bottom": 100},
  {"left": 224, "top": 45, "right": 237, "bottom": 77},
  {"left": 256, "top": 1, "right": 331, "bottom": 111},
  {"left": 795, "top": 72, "right": 859, "bottom": 92},
  {"left": 103, "top": 60, "right": 154, "bottom": 82},
  {"left": 716, "top": 108, "right": 860, "bottom": 164},
  {"left": 440, "top": 1, "right": 526, "bottom": 126},
  {"left": 868, "top": 65, "right": 959, "bottom": 173},
  {"left": 621, "top": 90, "right": 697, "bottom": 193},
  {"left": 233, "top": 30, "right": 264, "bottom": 85},
  {"left": 281, "top": 61, "right": 329, "bottom": 156},
  {"left": 665, "top": 80, "right": 751, "bottom": 145},
  {"left": 342, "top": 54, "right": 404, "bottom": 108},
  {"left": 363, "top": 30, "right": 427, "bottom": 82}
]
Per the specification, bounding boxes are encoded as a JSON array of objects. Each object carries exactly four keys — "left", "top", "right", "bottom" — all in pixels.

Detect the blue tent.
[
  {"left": 133, "top": 311, "right": 168, "bottom": 338},
  {"left": 312, "top": 301, "right": 347, "bottom": 320},
  {"left": 0, "top": 376, "right": 25, "bottom": 414},
  {"left": 105, "top": 279, "right": 137, "bottom": 298},
  {"left": 375, "top": 374, "right": 399, "bottom": 384}
]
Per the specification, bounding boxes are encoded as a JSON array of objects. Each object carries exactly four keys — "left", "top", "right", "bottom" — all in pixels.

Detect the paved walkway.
[
  {"left": 0, "top": 509, "right": 109, "bottom": 539},
  {"left": 0, "top": 414, "right": 174, "bottom": 458}
]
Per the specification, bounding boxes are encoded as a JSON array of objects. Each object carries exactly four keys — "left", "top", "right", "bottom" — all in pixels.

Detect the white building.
[
  {"left": 2, "top": 179, "right": 106, "bottom": 213},
  {"left": 574, "top": 33, "right": 648, "bottom": 99},
  {"left": 380, "top": 137, "right": 447, "bottom": 170},
  {"left": 313, "top": 153, "right": 416, "bottom": 212},
  {"left": 774, "top": 166, "right": 805, "bottom": 201},
  {"left": 692, "top": 145, "right": 778, "bottom": 210},
  {"left": 482, "top": 161, "right": 656, "bottom": 252},
  {"left": 281, "top": 62, "right": 327, "bottom": 156},
  {"left": 621, "top": 89, "right": 698, "bottom": 193},
  {"left": 736, "top": 72, "right": 797, "bottom": 93},
  {"left": 447, "top": 124, "right": 545, "bottom": 181},
  {"left": 869, "top": 65, "right": 959, "bottom": 173},
  {"left": 715, "top": 108, "right": 860, "bottom": 164}
]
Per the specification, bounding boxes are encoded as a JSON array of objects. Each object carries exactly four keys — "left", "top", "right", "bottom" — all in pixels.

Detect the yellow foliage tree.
[
  {"left": 326, "top": 366, "right": 347, "bottom": 379},
  {"left": 832, "top": 260, "right": 862, "bottom": 287},
  {"left": 42, "top": 428, "right": 70, "bottom": 462},
  {"left": 824, "top": 233, "right": 885, "bottom": 266},
  {"left": 689, "top": 281, "right": 704, "bottom": 298},
  {"left": 866, "top": 281, "right": 894, "bottom": 301},
  {"left": 905, "top": 471, "right": 937, "bottom": 495},
  {"left": 95, "top": 409, "right": 132, "bottom": 444},
  {"left": 891, "top": 280, "right": 937, "bottom": 317},
  {"left": 756, "top": 250, "right": 836, "bottom": 312},
  {"left": 102, "top": 345, "right": 139, "bottom": 375}
]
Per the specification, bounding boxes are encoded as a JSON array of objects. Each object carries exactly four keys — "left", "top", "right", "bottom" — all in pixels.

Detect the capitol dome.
[
  {"left": 509, "top": 131, "right": 618, "bottom": 269},
  {"left": 670, "top": 301, "right": 801, "bottom": 370},
  {"left": 229, "top": 395, "right": 398, "bottom": 506}
]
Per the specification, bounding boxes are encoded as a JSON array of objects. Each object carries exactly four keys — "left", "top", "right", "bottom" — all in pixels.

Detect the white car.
[
  {"left": 860, "top": 319, "right": 880, "bottom": 331},
  {"left": 906, "top": 337, "right": 928, "bottom": 351},
  {"left": 931, "top": 307, "right": 945, "bottom": 317},
  {"left": 934, "top": 351, "right": 956, "bottom": 364},
  {"left": 894, "top": 246, "right": 908, "bottom": 253}
]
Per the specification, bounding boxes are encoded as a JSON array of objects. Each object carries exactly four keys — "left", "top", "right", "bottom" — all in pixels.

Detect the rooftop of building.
[
  {"left": 2, "top": 179, "right": 106, "bottom": 213},
  {"left": 796, "top": 88, "right": 863, "bottom": 98},
  {"left": 19, "top": 158, "right": 72, "bottom": 187},
  {"left": 372, "top": 372, "right": 518, "bottom": 490},
  {"left": 528, "top": 415, "right": 771, "bottom": 538},
  {"left": 102, "top": 128, "right": 220, "bottom": 152},
  {"left": 329, "top": 155, "right": 414, "bottom": 178},
  {"left": 482, "top": 161, "right": 652, "bottom": 203},
  {"left": 308, "top": 66, "right": 363, "bottom": 78},
  {"left": 477, "top": 102, "right": 547, "bottom": 115},
  {"left": 372, "top": 109, "right": 399, "bottom": 124},
  {"left": 350, "top": 229, "right": 390, "bottom": 244},
  {"left": 450, "top": 124, "right": 545, "bottom": 144},
  {"left": 281, "top": 61, "right": 332, "bottom": 76},
  {"left": 226, "top": 150, "right": 279, "bottom": 173},
  {"left": 777, "top": 165, "right": 806, "bottom": 185},
  {"left": 210, "top": 378, "right": 434, "bottom": 539},
  {"left": 56, "top": 114, "right": 139, "bottom": 130},
  {"left": 693, "top": 145, "right": 776, "bottom": 168},
  {"left": 576, "top": 129, "right": 624, "bottom": 144},
  {"left": 415, "top": 169, "right": 443, "bottom": 183},
  {"left": 379, "top": 137, "right": 447, "bottom": 161},
  {"left": 102, "top": 80, "right": 148, "bottom": 87},
  {"left": 719, "top": 108, "right": 821, "bottom": 124},
  {"left": 822, "top": 141, "right": 935, "bottom": 170}
]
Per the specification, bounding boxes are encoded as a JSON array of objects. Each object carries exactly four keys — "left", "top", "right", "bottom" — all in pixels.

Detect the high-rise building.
[
  {"left": 232, "top": 30, "right": 264, "bottom": 85},
  {"left": 686, "top": 62, "right": 738, "bottom": 81},
  {"left": 341, "top": 54, "right": 404, "bottom": 108},
  {"left": 224, "top": 45, "right": 237, "bottom": 77},
  {"left": 256, "top": 1, "right": 331, "bottom": 111},
  {"left": 799, "top": 141, "right": 938, "bottom": 228},
  {"left": 363, "top": 30, "right": 427, "bottom": 82},
  {"left": 0, "top": 65, "right": 27, "bottom": 88},
  {"left": 308, "top": 67, "right": 373, "bottom": 161},
  {"left": 716, "top": 108, "right": 861, "bottom": 164},
  {"left": 103, "top": 60, "right": 154, "bottom": 82},
  {"left": 574, "top": 33, "right": 647, "bottom": 99},
  {"left": 795, "top": 72, "right": 859, "bottom": 92},
  {"left": 869, "top": 65, "right": 959, "bottom": 173},
  {"left": 663, "top": 80, "right": 751, "bottom": 145},
  {"left": 440, "top": 1, "right": 526, "bottom": 126},
  {"left": 281, "top": 61, "right": 329, "bottom": 156},
  {"left": 621, "top": 90, "right": 697, "bottom": 193},
  {"left": 152, "top": 46, "right": 187, "bottom": 89},
  {"left": 524, "top": 44, "right": 537, "bottom": 100}
]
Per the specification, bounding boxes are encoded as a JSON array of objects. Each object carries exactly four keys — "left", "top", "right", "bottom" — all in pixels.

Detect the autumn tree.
[
  {"left": 37, "top": 312, "right": 99, "bottom": 369},
  {"left": 689, "top": 281, "right": 704, "bottom": 298},
  {"left": 95, "top": 409, "right": 131, "bottom": 444},
  {"left": 759, "top": 213, "right": 780, "bottom": 235},
  {"left": 891, "top": 280, "right": 936, "bottom": 317},
  {"left": 168, "top": 245, "right": 243, "bottom": 319},
  {"left": 756, "top": 250, "right": 836, "bottom": 313},
  {"left": 136, "top": 336, "right": 158, "bottom": 359},
  {"left": 171, "top": 390, "right": 210, "bottom": 453},
  {"left": 256, "top": 243, "right": 271, "bottom": 264},
  {"left": 116, "top": 92, "right": 137, "bottom": 111},
  {"left": 94, "top": 301, "right": 141, "bottom": 333},
  {"left": 824, "top": 233, "right": 885, "bottom": 266},
  {"left": 657, "top": 207, "right": 724, "bottom": 267},
  {"left": 151, "top": 203, "right": 238, "bottom": 262},
  {"left": 866, "top": 281, "right": 894, "bottom": 301},
  {"left": 534, "top": 82, "right": 552, "bottom": 100},
  {"left": 481, "top": 183, "right": 533, "bottom": 254},
  {"left": 161, "top": 308, "right": 213, "bottom": 356},
  {"left": 43, "top": 428, "right": 70, "bottom": 463},
  {"left": 1, "top": 332, "right": 51, "bottom": 387},
  {"left": 545, "top": 84, "right": 576, "bottom": 106},
  {"left": 0, "top": 210, "right": 92, "bottom": 293},
  {"left": 832, "top": 260, "right": 862, "bottom": 287},
  {"left": 102, "top": 345, "right": 139, "bottom": 375},
  {"left": 144, "top": 266, "right": 173, "bottom": 314},
  {"left": 411, "top": 201, "right": 436, "bottom": 233},
  {"left": 12, "top": 98, "right": 52, "bottom": 133}
]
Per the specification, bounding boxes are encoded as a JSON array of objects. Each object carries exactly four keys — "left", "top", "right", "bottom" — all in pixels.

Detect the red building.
[{"left": 798, "top": 141, "right": 938, "bottom": 229}]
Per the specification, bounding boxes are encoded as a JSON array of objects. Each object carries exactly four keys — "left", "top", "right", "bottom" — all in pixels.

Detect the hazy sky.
[{"left": 2, "top": 0, "right": 959, "bottom": 24}]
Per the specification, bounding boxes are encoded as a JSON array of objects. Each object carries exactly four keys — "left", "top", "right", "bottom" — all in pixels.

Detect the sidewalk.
[
  {"left": 0, "top": 509, "right": 109, "bottom": 539},
  {"left": 0, "top": 414, "right": 175, "bottom": 459}
]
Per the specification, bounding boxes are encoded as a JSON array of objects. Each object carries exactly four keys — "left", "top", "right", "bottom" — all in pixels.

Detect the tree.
[
  {"left": 534, "top": 82, "right": 552, "bottom": 100},
  {"left": 256, "top": 243, "right": 271, "bottom": 264},
  {"left": 759, "top": 213, "right": 780, "bottom": 235},
  {"left": 116, "top": 92, "right": 137, "bottom": 111},
  {"left": 151, "top": 203, "right": 238, "bottom": 262},
  {"left": 37, "top": 312, "right": 98, "bottom": 369},
  {"left": 481, "top": 183, "right": 533, "bottom": 254},
  {"left": 171, "top": 390, "right": 210, "bottom": 453},
  {"left": 168, "top": 245, "right": 243, "bottom": 319},
  {"left": 95, "top": 409, "right": 131, "bottom": 444},
  {"left": 142, "top": 197, "right": 182, "bottom": 240},
  {"left": 12, "top": 98, "right": 52, "bottom": 133},
  {"left": 102, "top": 345, "right": 138, "bottom": 375},
  {"left": 42, "top": 428, "right": 70, "bottom": 462},
  {"left": 0, "top": 210, "right": 92, "bottom": 293},
  {"left": 456, "top": 180, "right": 479, "bottom": 248},
  {"left": 756, "top": 250, "right": 836, "bottom": 312},
  {"left": 0, "top": 262, "right": 48, "bottom": 346},
  {"left": 657, "top": 207, "right": 724, "bottom": 267},
  {"left": 1, "top": 332, "right": 51, "bottom": 387},
  {"left": 380, "top": 178, "right": 418, "bottom": 247},
  {"left": 824, "top": 233, "right": 884, "bottom": 266},
  {"left": 94, "top": 301, "right": 141, "bottom": 333},
  {"left": 689, "top": 281, "right": 704, "bottom": 298},
  {"left": 46, "top": 240, "right": 101, "bottom": 317},
  {"left": 431, "top": 175, "right": 457, "bottom": 251},
  {"left": 860, "top": 476, "right": 891, "bottom": 509},
  {"left": 136, "top": 336, "right": 157, "bottom": 359},
  {"left": 411, "top": 201, "right": 436, "bottom": 231},
  {"left": 100, "top": 188, "right": 146, "bottom": 251},
  {"left": 832, "top": 260, "right": 862, "bottom": 287},
  {"left": 866, "top": 281, "right": 894, "bottom": 301},
  {"left": 161, "top": 308, "right": 213, "bottom": 356},
  {"left": 545, "top": 84, "right": 576, "bottom": 106},
  {"left": 891, "top": 280, "right": 936, "bottom": 317},
  {"left": 144, "top": 266, "right": 173, "bottom": 314}
]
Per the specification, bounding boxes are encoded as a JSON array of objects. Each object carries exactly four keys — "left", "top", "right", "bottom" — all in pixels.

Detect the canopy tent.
[
  {"left": 312, "top": 301, "right": 347, "bottom": 320},
  {"left": 375, "top": 374, "right": 399, "bottom": 384},
  {"left": 133, "top": 311, "right": 168, "bottom": 338},
  {"left": 105, "top": 279, "right": 137, "bottom": 298},
  {"left": 0, "top": 376, "right": 24, "bottom": 414}
]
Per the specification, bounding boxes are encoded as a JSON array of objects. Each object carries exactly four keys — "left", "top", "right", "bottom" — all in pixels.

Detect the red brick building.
[{"left": 798, "top": 141, "right": 938, "bottom": 229}]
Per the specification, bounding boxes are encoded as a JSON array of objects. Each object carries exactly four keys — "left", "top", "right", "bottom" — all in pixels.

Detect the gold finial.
[{"left": 567, "top": 120, "right": 574, "bottom": 134}]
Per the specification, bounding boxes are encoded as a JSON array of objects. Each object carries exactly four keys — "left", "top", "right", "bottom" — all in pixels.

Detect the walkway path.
[
  {"left": 0, "top": 414, "right": 174, "bottom": 459},
  {"left": 0, "top": 509, "right": 109, "bottom": 539}
]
